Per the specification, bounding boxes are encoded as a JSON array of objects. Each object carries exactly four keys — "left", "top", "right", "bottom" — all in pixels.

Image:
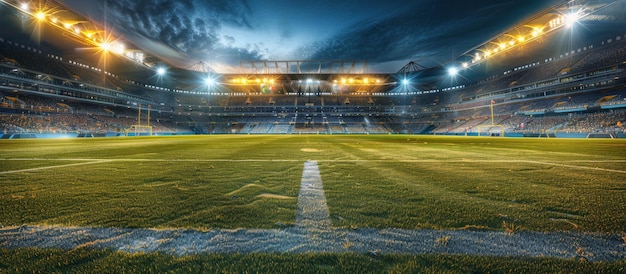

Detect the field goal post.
[
  {"left": 477, "top": 124, "right": 505, "bottom": 137},
  {"left": 125, "top": 125, "right": 153, "bottom": 136}
]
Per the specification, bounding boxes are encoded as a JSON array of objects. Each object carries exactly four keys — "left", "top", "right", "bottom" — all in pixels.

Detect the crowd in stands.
[{"left": 1, "top": 32, "right": 626, "bottom": 137}]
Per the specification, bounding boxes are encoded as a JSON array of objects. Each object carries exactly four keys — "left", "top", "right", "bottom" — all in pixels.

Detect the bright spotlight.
[
  {"left": 20, "top": 3, "right": 29, "bottom": 10},
  {"left": 205, "top": 77, "right": 214, "bottom": 86},
  {"left": 402, "top": 79, "right": 409, "bottom": 85},
  {"left": 110, "top": 42, "right": 125, "bottom": 54},
  {"left": 448, "top": 67, "right": 458, "bottom": 76},
  {"left": 156, "top": 67, "right": 166, "bottom": 76},
  {"left": 99, "top": 42, "right": 111, "bottom": 51},
  {"left": 565, "top": 12, "right": 580, "bottom": 28},
  {"left": 35, "top": 12, "right": 46, "bottom": 21}
]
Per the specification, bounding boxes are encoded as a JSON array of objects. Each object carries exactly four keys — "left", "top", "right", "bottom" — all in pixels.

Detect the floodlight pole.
[
  {"left": 490, "top": 102, "right": 495, "bottom": 125},
  {"left": 137, "top": 103, "right": 141, "bottom": 126},
  {"left": 147, "top": 105, "right": 151, "bottom": 127}
]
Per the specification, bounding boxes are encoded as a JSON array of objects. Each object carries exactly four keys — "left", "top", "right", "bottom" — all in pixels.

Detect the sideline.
[{"left": 0, "top": 160, "right": 114, "bottom": 175}]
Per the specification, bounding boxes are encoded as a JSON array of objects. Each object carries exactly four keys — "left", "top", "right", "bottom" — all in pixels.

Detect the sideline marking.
[
  {"left": 1, "top": 159, "right": 625, "bottom": 174},
  {"left": 0, "top": 160, "right": 114, "bottom": 175},
  {"left": 3, "top": 158, "right": 626, "bottom": 163},
  {"left": 526, "top": 160, "right": 626, "bottom": 174},
  {"left": 295, "top": 160, "right": 331, "bottom": 231}
]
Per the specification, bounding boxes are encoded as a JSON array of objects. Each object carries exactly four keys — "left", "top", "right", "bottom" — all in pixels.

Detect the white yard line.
[
  {"left": 3, "top": 158, "right": 625, "bottom": 164},
  {"left": 294, "top": 161, "right": 331, "bottom": 231},
  {"left": 526, "top": 160, "right": 626, "bottom": 174},
  {"left": 0, "top": 160, "right": 114, "bottom": 175}
]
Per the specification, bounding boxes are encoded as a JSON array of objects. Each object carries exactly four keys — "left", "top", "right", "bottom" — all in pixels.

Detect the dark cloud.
[
  {"left": 58, "top": 0, "right": 264, "bottom": 66},
  {"left": 53, "top": 0, "right": 568, "bottom": 72},
  {"left": 307, "top": 0, "right": 561, "bottom": 69}
]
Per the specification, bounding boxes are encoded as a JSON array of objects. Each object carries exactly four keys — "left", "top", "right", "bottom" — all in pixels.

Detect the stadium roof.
[{"left": 1, "top": 0, "right": 625, "bottom": 77}]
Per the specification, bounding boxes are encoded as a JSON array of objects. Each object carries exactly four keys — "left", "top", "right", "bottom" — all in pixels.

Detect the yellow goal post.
[{"left": 125, "top": 125, "right": 153, "bottom": 136}]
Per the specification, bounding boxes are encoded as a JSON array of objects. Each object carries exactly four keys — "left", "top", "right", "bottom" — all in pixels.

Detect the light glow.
[
  {"left": 448, "top": 67, "right": 458, "bottom": 76},
  {"left": 35, "top": 11, "right": 46, "bottom": 21},
  {"left": 565, "top": 12, "right": 580, "bottom": 28}
]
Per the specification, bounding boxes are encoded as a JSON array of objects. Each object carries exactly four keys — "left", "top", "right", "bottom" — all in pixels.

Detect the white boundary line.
[
  {"left": 295, "top": 161, "right": 331, "bottom": 231},
  {"left": 526, "top": 160, "right": 626, "bottom": 174},
  {"left": 2, "top": 158, "right": 625, "bottom": 174},
  {"left": 2, "top": 158, "right": 626, "bottom": 163},
  {"left": 0, "top": 160, "right": 114, "bottom": 175}
]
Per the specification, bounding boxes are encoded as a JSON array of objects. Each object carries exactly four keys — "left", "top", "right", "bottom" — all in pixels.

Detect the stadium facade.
[{"left": 1, "top": 0, "right": 625, "bottom": 138}]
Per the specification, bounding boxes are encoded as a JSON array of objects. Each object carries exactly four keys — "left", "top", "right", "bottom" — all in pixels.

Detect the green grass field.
[{"left": 1, "top": 135, "right": 625, "bottom": 272}]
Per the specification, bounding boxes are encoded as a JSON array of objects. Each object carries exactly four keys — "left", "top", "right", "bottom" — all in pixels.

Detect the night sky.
[{"left": 46, "top": 1, "right": 561, "bottom": 72}]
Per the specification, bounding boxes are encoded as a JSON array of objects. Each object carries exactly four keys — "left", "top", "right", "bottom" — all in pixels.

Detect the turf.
[
  {"left": 1, "top": 135, "right": 625, "bottom": 271},
  {"left": 2, "top": 247, "right": 626, "bottom": 273},
  {"left": 1, "top": 135, "right": 624, "bottom": 232}
]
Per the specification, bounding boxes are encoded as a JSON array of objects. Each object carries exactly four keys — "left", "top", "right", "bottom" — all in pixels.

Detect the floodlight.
[
  {"left": 448, "top": 67, "right": 458, "bottom": 76},
  {"left": 20, "top": 3, "right": 29, "bottom": 10},
  {"left": 110, "top": 42, "right": 125, "bottom": 54},
  {"left": 565, "top": 12, "right": 580, "bottom": 28},
  {"left": 35, "top": 12, "right": 45, "bottom": 21},
  {"left": 531, "top": 28, "right": 542, "bottom": 37},
  {"left": 156, "top": 67, "right": 166, "bottom": 76},
  {"left": 99, "top": 42, "right": 112, "bottom": 51},
  {"left": 402, "top": 79, "right": 409, "bottom": 85},
  {"left": 205, "top": 77, "right": 214, "bottom": 86}
]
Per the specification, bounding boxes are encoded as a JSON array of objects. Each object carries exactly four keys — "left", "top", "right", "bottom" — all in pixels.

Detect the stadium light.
[
  {"left": 100, "top": 42, "right": 111, "bottom": 51},
  {"left": 35, "top": 11, "right": 46, "bottom": 21},
  {"left": 565, "top": 12, "right": 580, "bottom": 28},
  {"left": 448, "top": 67, "right": 458, "bottom": 77},
  {"left": 402, "top": 79, "right": 409, "bottom": 85},
  {"left": 156, "top": 67, "right": 166, "bottom": 76}
]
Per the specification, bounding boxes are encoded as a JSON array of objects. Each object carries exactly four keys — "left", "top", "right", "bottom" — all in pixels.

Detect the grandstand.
[{"left": 0, "top": 0, "right": 625, "bottom": 138}]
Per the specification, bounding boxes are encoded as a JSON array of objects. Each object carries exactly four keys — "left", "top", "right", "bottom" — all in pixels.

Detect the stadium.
[{"left": 1, "top": 0, "right": 625, "bottom": 272}]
